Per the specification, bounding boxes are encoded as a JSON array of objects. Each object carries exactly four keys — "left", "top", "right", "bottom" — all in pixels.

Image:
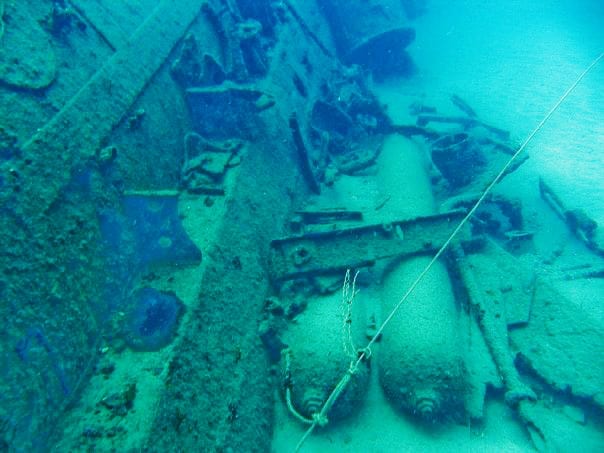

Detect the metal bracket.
[{"left": 270, "top": 209, "right": 477, "bottom": 283}]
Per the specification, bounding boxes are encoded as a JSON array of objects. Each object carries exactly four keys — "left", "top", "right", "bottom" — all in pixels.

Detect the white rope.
[{"left": 293, "top": 51, "right": 604, "bottom": 452}]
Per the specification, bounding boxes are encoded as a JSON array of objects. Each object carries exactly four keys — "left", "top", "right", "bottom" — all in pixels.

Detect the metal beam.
[{"left": 270, "top": 210, "right": 475, "bottom": 282}]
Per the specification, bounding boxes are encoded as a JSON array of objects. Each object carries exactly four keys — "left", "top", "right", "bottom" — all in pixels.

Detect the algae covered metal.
[{"left": 0, "top": 1, "right": 602, "bottom": 452}]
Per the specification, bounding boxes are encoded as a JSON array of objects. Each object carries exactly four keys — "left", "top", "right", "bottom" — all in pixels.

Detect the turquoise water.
[
  {"left": 408, "top": 0, "right": 604, "bottom": 218},
  {"left": 405, "top": 0, "right": 604, "bottom": 329}
]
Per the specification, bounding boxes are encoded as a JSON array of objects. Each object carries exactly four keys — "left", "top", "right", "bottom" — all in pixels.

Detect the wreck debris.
[
  {"left": 415, "top": 94, "right": 511, "bottom": 141},
  {"left": 450, "top": 94, "right": 478, "bottom": 118},
  {"left": 203, "top": 3, "right": 249, "bottom": 82},
  {"left": 451, "top": 244, "right": 551, "bottom": 450},
  {"left": 453, "top": 239, "right": 604, "bottom": 416},
  {"left": 203, "top": 2, "right": 269, "bottom": 82},
  {"left": 429, "top": 130, "right": 525, "bottom": 193},
  {"left": 431, "top": 132, "right": 487, "bottom": 187},
  {"left": 180, "top": 132, "right": 243, "bottom": 195},
  {"left": 417, "top": 114, "right": 510, "bottom": 141},
  {"left": 452, "top": 244, "right": 535, "bottom": 392},
  {"left": 336, "top": 140, "right": 382, "bottom": 175},
  {"left": 170, "top": 33, "right": 228, "bottom": 88},
  {"left": 96, "top": 145, "right": 117, "bottom": 166},
  {"left": 539, "top": 178, "right": 603, "bottom": 256},
  {"left": 443, "top": 192, "right": 531, "bottom": 256},
  {"left": 512, "top": 276, "right": 604, "bottom": 409},
  {"left": 303, "top": 87, "right": 389, "bottom": 179},
  {"left": 407, "top": 97, "right": 525, "bottom": 194},
  {"left": 186, "top": 83, "right": 274, "bottom": 140},
  {"left": 389, "top": 124, "right": 439, "bottom": 140},
  {"left": 269, "top": 210, "right": 474, "bottom": 283},
  {"left": 289, "top": 114, "right": 322, "bottom": 194}
]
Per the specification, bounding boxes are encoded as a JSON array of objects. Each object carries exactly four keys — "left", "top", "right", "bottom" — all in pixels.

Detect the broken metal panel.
[
  {"left": 454, "top": 239, "right": 604, "bottom": 409},
  {"left": 450, "top": 244, "right": 542, "bottom": 438},
  {"left": 457, "top": 298, "right": 503, "bottom": 420},
  {"left": 269, "top": 210, "right": 473, "bottom": 283},
  {"left": 510, "top": 277, "right": 604, "bottom": 409},
  {"left": 539, "top": 178, "right": 604, "bottom": 256},
  {"left": 462, "top": 240, "right": 535, "bottom": 327}
]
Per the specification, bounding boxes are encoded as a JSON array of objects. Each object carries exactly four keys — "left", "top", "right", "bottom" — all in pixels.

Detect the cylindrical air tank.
[
  {"left": 377, "top": 135, "right": 467, "bottom": 421},
  {"left": 281, "top": 287, "right": 369, "bottom": 423}
]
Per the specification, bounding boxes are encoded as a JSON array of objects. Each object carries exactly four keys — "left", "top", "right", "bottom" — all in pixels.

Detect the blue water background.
[{"left": 401, "top": 0, "right": 604, "bottom": 221}]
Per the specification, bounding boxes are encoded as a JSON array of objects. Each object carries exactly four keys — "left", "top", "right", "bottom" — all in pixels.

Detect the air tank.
[
  {"left": 281, "top": 283, "right": 370, "bottom": 423},
  {"left": 376, "top": 135, "right": 468, "bottom": 421}
]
